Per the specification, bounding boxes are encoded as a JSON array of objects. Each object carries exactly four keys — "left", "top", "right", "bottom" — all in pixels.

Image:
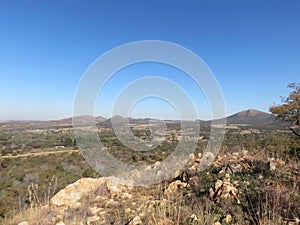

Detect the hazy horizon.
[{"left": 0, "top": 108, "right": 271, "bottom": 122}]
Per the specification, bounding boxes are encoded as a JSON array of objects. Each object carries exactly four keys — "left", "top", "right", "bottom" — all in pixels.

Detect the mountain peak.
[
  {"left": 235, "top": 109, "right": 270, "bottom": 117},
  {"left": 226, "top": 109, "right": 273, "bottom": 126}
]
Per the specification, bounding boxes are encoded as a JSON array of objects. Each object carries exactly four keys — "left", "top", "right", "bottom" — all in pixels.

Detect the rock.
[
  {"left": 202, "top": 151, "right": 214, "bottom": 162},
  {"left": 223, "top": 214, "right": 232, "bottom": 223},
  {"left": 190, "top": 213, "right": 198, "bottom": 221},
  {"left": 230, "top": 164, "right": 243, "bottom": 173},
  {"left": 156, "top": 218, "right": 175, "bottom": 225},
  {"left": 173, "top": 169, "right": 182, "bottom": 179},
  {"left": 286, "top": 217, "right": 300, "bottom": 225},
  {"left": 195, "top": 153, "right": 202, "bottom": 163},
  {"left": 87, "top": 216, "right": 100, "bottom": 225},
  {"left": 106, "top": 180, "right": 133, "bottom": 199},
  {"left": 55, "top": 222, "right": 65, "bottom": 225},
  {"left": 233, "top": 180, "right": 239, "bottom": 185},
  {"left": 215, "top": 179, "right": 223, "bottom": 191},
  {"left": 275, "top": 159, "right": 285, "bottom": 166},
  {"left": 89, "top": 206, "right": 102, "bottom": 215},
  {"left": 18, "top": 222, "right": 29, "bottom": 225},
  {"left": 241, "top": 149, "right": 248, "bottom": 156},
  {"left": 231, "top": 155, "right": 238, "bottom": 161},
  {"left": 211, "top": 174, "right": 240, "bottom": 203},
  {"left": 164, "top": 180, "right": 187, "bottom": 196},
  {"left": 186, "top": 153, "right": 196, "bottom": 167},
  {"left": 125, "top": 207, "right": 132, "bottom": 214},
  {"left": 224, "top": 173, "right": 230, "bottom": 182},
  {"left": 233, "top": 152, "right": 239, "bottom": 157},
  {"left": 213, "top": 222, "right": 222, "bottom": 225},
  {"left": 51, "top": 215, "right": 63, "bottom": 223},
  {"left": 242, "top": 163, "right": 251, "bottom": 170},
  {"left": 221, "top": 181, "right": 239, "bottom": 203},
  {"left": 218, "top": 167, "right": 226, "bottom": 176},
  {"left": 267, "top": 157, "right": 286, "bottom": 171},
  {"left": 121, "top": 192, "right": 132, "bottom": 200},
  {"left": 189, "top": 163, "right": 199, "bottom": 172},
  {"left": 128, "top": 216, "right": 143, "bottom": 225},
  {"left": 269, "top": 157, "right": 276, "bottom": 171},
  {"left": 16, "top": 145, "right": 287, "bottom": 225},
  {"left": 50, "top": 177, "right": 109, "bottom": 209},
  {"left": 209, "top": 187, "right": 214, "bottom": 199}
]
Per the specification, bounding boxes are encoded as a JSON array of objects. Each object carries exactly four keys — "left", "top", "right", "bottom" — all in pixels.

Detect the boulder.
[
  {"left": 50, "top": 177, "right": 109, "bottom": 209},
  {"left": 128, "top": 216, "right": 143, "bottom": 225},
  {"left": 164, "top": 180, "right": 188, "bottom": 196},
  {"left": 18, "top": 222, "right": 29, "bottom": 225}
]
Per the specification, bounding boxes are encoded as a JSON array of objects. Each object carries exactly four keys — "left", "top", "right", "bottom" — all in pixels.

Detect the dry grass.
[{"left": 3, "top": 146, "right": 300, "bottom": 225}]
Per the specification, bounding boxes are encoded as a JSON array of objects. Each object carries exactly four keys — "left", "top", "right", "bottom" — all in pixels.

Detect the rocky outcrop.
[
  {"left": 205, "top": 162, "right": 243, "bottom": 204},
  {"left": 49, "top": 177, "right": 151, "bottom": 224},
  {"left": 164, "top": 180, "right": 188, "bottom": 197},
  {"left": 14, "top": 150, "right": 299, "bottom": 225},
  {"left": 209, "top": 173, "right": 240, "bottom": 203},
  {"left": 50, "top": 177, "right": 109, "bottom": 210}
]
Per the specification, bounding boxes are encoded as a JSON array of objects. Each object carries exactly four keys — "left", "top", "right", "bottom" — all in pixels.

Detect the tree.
[
  {"left": 270, "top": 83, "right": 300, "bottom": 138},
  {"left": 64, "top": 137, "right": 73, "bottom": 147}
]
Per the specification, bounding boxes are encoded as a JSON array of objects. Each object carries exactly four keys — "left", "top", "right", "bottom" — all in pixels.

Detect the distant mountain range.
[
  {"left": 99, "top": 109, "right": 286, "bottom": 130},
  {"left": 0, "top": 109, "right": 288, "bottom": 131}
]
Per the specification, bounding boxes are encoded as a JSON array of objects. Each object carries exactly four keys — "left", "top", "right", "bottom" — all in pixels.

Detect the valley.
[{"left": 1, "top": 109, "right": 299, "bottom": 224}]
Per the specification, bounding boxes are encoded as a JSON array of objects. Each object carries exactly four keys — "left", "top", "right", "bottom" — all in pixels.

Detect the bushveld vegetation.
[{"left": 1, "top": 127, "right": 300, "bottom": 224}]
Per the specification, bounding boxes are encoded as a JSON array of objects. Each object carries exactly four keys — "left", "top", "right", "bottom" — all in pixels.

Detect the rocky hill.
[
  {"left": 208, "top": 109, "right": 287, "bottom": 130},
  {"left": 226, "top": 109, "right": 272, "bottom": 125},
  {"left": 12, "top": 151, "right": 300, "bottom": 225}
]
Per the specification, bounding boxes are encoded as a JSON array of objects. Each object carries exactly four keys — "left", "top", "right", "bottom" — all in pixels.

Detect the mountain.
[
  {"left": 0, "top": 109, "right": 287, "bottom": 131},
  {"left": 224, "top": 109, "right": 287, "bottom": 130},
  {"left": 0, "top": 115, "right": 108, "bottom": 131},
  {"left": 101, "top": 115, "right": 127, "bottom": 127},
  {"left": 226, "top": 109, "right": 273, "bottom": 124},
  {"left": 69, "top": 109, "right": 287, "bottom": 130},
  {"left": 100, "top": 115, "right": 163, "bottom": 127},
  {"left": 61, "top": 115, "right": 107, "bottom": 124}
]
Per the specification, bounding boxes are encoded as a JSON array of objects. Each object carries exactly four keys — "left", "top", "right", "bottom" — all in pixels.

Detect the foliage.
[
  {"left": 270, "top": 83, "right": 300, "bottom": 137},
  {"left": 0, "top": 152, "right": 98, "bottom": 219}
]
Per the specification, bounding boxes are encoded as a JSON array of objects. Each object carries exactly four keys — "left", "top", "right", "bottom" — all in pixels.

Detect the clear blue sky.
[{"left": 0, "top": 0, "right": 299, "bottom": 120}]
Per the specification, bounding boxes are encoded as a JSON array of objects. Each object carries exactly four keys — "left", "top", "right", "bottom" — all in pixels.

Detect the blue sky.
[{"left": 0, "top": 0, "right": 300, "bottom": 120}]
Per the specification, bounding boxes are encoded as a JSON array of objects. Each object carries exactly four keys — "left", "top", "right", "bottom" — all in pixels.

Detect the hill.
[
  {"left": 0, "top": 109, "right": 288, "bottom": 131},
  {"left": 224, "top": 109, "right": 286, "bottom": 130},
  {"left": 226, "top": 109, "right": 272, "bottom": 124}
]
